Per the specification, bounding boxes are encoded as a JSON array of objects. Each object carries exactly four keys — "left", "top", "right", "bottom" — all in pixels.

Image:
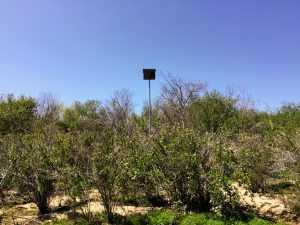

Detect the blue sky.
[{"left": 0, "top": 0, "right": 299, "bottom": 112}]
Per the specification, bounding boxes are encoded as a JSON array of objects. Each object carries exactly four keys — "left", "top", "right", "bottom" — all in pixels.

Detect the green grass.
[
  {"left": 43, "top": 217, "right": 101, "bottom": 225},
  {"left": 179, "top": 213, "right": 223, "bottom": 225},
  {"left": 125, "top": 211, "right": 288, "bottom": 225},
  {"left": 125, "top": 211, "right": 176, "bottom": 225},
  {"left": 42, "top": 211, "right": 288, "bottom": 225}
]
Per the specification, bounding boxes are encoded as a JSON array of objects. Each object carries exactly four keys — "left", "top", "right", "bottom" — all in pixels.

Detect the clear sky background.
[{"left": 0, "top": 0, "right": 299, "bottom": 112}]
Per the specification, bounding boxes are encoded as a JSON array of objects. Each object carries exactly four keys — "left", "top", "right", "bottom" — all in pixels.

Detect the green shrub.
[
  {"left": 144, "top": 126, "right": 239, "bottom": 214},
  {"left": 292, "top": 196, "right": 300, "bottom": 217}
]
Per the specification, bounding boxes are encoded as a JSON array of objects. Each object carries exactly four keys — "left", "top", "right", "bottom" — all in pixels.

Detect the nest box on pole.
[{"left": 143, "top": 69, "right": 156, "bottom": 136}]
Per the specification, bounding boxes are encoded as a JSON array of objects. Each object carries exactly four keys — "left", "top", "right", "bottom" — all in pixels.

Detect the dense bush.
[
  {"left": 11, "top": 122, "right": 61, "bottom": 214},
  {"left": 0, "top": 77, "right": 299, "bottom": 221},
  {"left": 142, "top": 126, "right": 239, "bottom": 214}
]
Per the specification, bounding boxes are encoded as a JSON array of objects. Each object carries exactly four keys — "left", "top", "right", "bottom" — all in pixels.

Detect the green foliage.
[
  {"left": 236, "top": 134, "right": 275, "bottom": 192},
  {"left": 124, "top": 211, "right": 288, "bottom": 225},
  {"left": 187, "top": 91, "right": 237, "bottom": 133},
  {"left": 55, "top": 132, "right": 90, "bottom": 210},
  {"left": 1, "top": 77, "right": 299, "bottom": 223},
  {"left": 125, "top": 211, "right": 176, "bottom": 225},
  {"left": 43, "top": 212, "right": 288, "bottom": 225},
  {"left": 291, "top": 186, "right": 300, "bottom": 217},
  {"left": 89, "top": 129, "right": 121, "bottom": 222},
  {"left": 0, "top": 94, "right": 36, "bottom": 135},
  {"left": 272, "top": 103, "right": 300, "bottom": 134},
  {"left": 180, "top": 213, "right": 223, "bottom": 225},
  {"left": 145, "top": 211, "right": 176, "bottom": 225},
  {"left": 43, "top": 218, "right": 95, "bottom": 225},
  {"left": 59, "top": 100, "right": 103, "bottom": 132},
  {"left": 11, "top": 123, "right": 59, "bottom": 214},
  {"left": 139, "top": 125, "right": 240, "bottom": 214}
]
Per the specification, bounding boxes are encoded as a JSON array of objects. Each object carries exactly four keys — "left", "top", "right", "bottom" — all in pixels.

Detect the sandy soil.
[
  {"left": 0, "top": 190, "right": 155, "bottom": 225},
  {"left": 237, "top": 186, "right": 298, "bottom": 223},
  {"left": 0, "top": 188, "right": 299, "bottom": 225}
]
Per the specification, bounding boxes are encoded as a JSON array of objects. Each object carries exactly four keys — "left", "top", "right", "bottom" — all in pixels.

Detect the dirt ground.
[
  {"left": 0, "top": 190, "right": 156, "bottom": 225},
  {"left": 237, "top": 186, "right": 298, "bottom": 223},
  {"left": 0, "top": 188, "right": 299, "bottom": 225}
]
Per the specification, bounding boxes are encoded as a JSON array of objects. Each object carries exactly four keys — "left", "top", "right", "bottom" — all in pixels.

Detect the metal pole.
[
  {"left": 143, "top": 68, "right": 155, "bottom": 136},
  {"left": 148, "top": 79, "right": 151, "bottom": 136}
]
